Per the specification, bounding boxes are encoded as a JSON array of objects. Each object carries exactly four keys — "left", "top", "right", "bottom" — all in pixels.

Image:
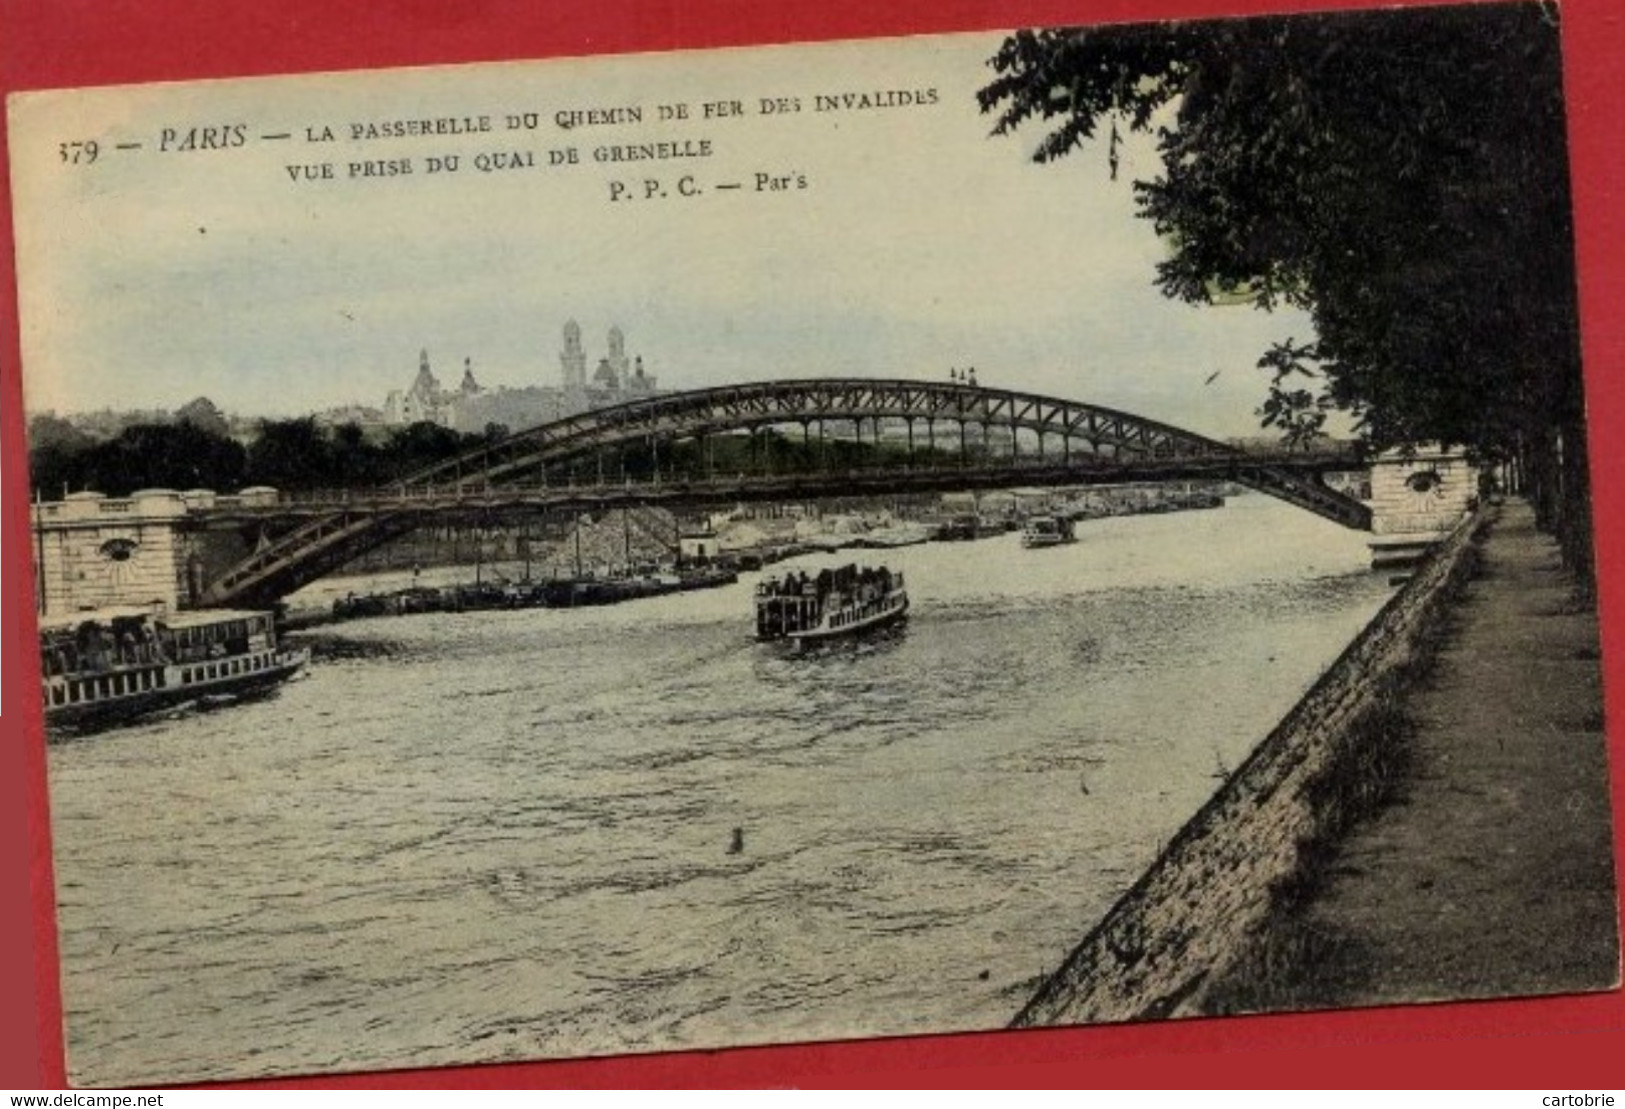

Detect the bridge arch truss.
[
  {"left": 202, "top": 379, "right": 1370, "bottom": 607},
  {"left": 402, "top": 379, "right": 1242, "bottom": 488}
]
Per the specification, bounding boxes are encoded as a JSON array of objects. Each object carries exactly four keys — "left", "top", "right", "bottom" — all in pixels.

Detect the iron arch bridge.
[{"left": 201, "top": 378, "right": 1370, "bottom": 608}]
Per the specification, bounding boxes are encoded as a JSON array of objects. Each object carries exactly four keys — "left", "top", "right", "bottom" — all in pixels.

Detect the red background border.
[{"left": 3, "top": 0, "right": 1622, "bottom": 1089}]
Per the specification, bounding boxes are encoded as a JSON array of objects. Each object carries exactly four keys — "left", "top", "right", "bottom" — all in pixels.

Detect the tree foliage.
[
  {"left": 246, "top": 417, "right": 333, "bottom": 489},
  {"left": 980, "top": 2, "right": 1589, "bottom": 573},
  {"left": 1256, "top": 339, "right": 1332, "bottom": 452},
  {"left": 174, "top": 396, "right": 231, "bottom": 437},
  {"left": 27, "top": 421, "right": 251, "bottom": 496},
  {"left": 28, "top": 419, "right": 506, "bottom": 498}
]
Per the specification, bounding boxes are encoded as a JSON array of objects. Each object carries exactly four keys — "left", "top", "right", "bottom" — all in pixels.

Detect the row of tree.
[
  {"left": 26, "top": 416, "right": 509, "bottom": 499},
  {"left": 28, "top": 415, "right": 1033, "bottom": 500},
  {"left": 980, "top": 2, "right": 1591, "bottom": 582}
]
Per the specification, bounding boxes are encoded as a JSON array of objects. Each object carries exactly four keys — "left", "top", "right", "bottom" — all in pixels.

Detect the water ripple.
[{"left": 46, "top": 496, "right": 1392, "bottom": 1086}]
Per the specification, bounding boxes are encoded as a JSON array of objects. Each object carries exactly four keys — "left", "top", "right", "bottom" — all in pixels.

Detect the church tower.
[
  {"left": 412, "top": 348, "right": 439, "bottom": 395},
  {"left": 560, "top": 321, "right": 586, "bottom": 390},
  {"left": 560, "top": 320, "right": 588, "bottom": 414},
  {"left": 401, "top": 348, "right": 443, "bottom": 424},
  {"left": 606, "top": 325, "right": 630, "bottom": 386}
]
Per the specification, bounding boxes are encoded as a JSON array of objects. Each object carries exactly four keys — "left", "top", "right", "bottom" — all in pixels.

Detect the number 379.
[{"left": 59, "top": 140, "right": 99, "bottom": 165}]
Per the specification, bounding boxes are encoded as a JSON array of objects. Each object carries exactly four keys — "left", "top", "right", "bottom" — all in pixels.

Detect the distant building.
[
  {"left": 314, "top": 404, "right": 387, "bottom": 427},
  {"left": 586, "top": 325, "right": 658, "bottom": 405},
  {"left": 383, "top": 349, "right": 482, "bottom": 428},
  {"left": 382, "top": 324, "right": 664, "bottom": 436},
  {"left": 678, "top": 528, "right": 721, "bottom": 564}
]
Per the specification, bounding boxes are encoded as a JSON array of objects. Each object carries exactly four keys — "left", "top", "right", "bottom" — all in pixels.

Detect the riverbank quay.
[
  {"left": 1012, "top": 498, "right": 1618, "bottom": 1027},
  {"left": 1203, "top": 498, "right": 1619, "bottom": 1012}
]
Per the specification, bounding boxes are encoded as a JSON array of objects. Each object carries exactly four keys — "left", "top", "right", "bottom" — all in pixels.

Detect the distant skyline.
[{"left": 9, "top": 31, "right": 1326, "bottom": 443}]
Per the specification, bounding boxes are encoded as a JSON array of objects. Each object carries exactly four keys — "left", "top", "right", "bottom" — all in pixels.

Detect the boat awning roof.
[
  {"left": 37, "top": 606, "right": 164, "bottom": 631},
  {"left": 38, "top": 607, "right": 269, "bottom": 632}
]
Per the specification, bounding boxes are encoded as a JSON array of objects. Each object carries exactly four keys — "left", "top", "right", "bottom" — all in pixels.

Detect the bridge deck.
[{"left": 176, "top": 379, "right": 1371, "bottom": 607}]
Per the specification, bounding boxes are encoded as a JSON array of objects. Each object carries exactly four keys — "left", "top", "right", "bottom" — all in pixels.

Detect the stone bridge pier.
[
  {"left": 1367, "top": 445, "right": 1479, "bottom": 569},
  {"left": 30, "top": 490, "right": 262, "bottom": 615}
]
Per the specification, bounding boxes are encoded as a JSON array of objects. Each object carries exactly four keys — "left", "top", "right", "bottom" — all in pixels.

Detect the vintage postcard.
[{"left": 6, "top": 1, "right": 1618, "bottom": 1087}]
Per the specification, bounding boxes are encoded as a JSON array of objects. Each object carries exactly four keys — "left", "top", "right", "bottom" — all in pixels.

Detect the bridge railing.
[
  {"left": 248, "top": 447, "right": 1364, "bottom": 514},
  {"left": 260, "top": 468, "right": 1123, "bottom": 512}
]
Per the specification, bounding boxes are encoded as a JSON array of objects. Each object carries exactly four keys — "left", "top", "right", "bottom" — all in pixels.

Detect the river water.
[{"left": 45, "top": 493, "right": 1394, "bottom": 1086}]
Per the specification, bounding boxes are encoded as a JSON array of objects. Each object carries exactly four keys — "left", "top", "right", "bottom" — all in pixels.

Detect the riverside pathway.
[{"left": 1240, "top": 499, "right": 1619, "bottom": 1008}]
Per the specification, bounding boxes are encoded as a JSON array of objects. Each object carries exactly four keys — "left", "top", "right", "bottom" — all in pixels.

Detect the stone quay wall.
[{"left": 1013, "top": 509, "right": 1486, "bottom": 1027}]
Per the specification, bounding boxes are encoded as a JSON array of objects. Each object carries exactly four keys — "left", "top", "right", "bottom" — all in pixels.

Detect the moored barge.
[{"left": 1020, "top": 515, "right": 1076, "bottom": 548}]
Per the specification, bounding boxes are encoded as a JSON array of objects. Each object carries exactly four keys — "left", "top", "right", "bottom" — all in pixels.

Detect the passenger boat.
[
  {"left": 755, "top": 563, "right": 908, "bottom": 644},
  {"left": 38, "top": 606, "right": 310, "bottom": 732},
  {"left": 1020, "top": 515, "right": 1076, "bottom": 548}
]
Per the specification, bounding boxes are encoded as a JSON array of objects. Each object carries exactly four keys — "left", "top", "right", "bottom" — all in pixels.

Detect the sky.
[{"left": 7, "top": 31, "right": 1321, "bottom": 442}]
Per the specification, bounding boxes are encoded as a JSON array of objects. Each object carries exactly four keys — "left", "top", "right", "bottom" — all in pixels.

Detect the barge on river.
[
  {"left": 755, "top": 563, "right": 908, "bottom": 644},
  {"left": 39, "top": 606, "right": 309, "bottom": 732},
  {"left": 1020, "top": 515, "right": 1076, "bottom": 549}
]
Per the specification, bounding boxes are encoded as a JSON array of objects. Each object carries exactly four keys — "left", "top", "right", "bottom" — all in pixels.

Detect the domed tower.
[
  {"left": 560, "top": 320, "right": 588, "bottom": 413},
  {"left": 628, "top": 355, "right": 656, "bottom": 395},
  {"left": 606, "top": 325, "right": 630, "bottom": 393},
  {"left": 560, "top": 321, "right": 586, "bottom": 391},
  {"left": 459, "top": 357, "right": 481, "bottom": 394}
]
